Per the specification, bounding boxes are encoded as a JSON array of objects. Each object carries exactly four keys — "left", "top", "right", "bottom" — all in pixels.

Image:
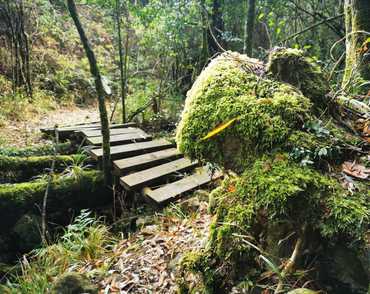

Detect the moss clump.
[
  {"left": 266, "top": 48, "right": 330, "bottom": 106},
  {"left": 0, "top": 170, "right": 107, "bottom": 231},
  {"left": 51, "top": 272, "right": 98, "bottom": 294},
  {"left": 176, "top": 51, "right": 312, "bottom": 172},
  {"left": 0, "top": 141, "right": 74, "bottom": 157},
  {"left": 181, "top": 155, "right": 369, "bottom": 292},
  {"left": 0, "top": 154, "right": 86, "bottom": 183}
]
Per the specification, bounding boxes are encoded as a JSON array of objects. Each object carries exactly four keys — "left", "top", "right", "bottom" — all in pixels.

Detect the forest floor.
[
  {"left": 0, "top": 104, "right": 101, "bottom": 147},
  {"left": 94, "top": 199, "right": 210, "bottom": 293},
  {"left": 0, "top": 105, "right": 212, "bottom": 293}
]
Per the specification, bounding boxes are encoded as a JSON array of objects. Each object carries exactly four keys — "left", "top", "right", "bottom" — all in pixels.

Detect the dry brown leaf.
[{"left": 342, "top": 161, "right": 370, "bottom": 180}]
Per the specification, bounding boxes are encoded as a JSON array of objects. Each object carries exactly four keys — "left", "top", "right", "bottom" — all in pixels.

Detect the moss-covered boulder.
[
  {"left": 13, "top": 214, "right": 42, "bottom": 253},
  {"left": 267, "top": 48, "right": 330, "bottom": 106},
  {"left": 176, "top": 51, "right": 312, "bottom": 172},
  {"left": 51, "top": 272, "right": 98, "bottom": 294},
  {"left": 176, "top": 50, "right": 368, "bottom": 293}
]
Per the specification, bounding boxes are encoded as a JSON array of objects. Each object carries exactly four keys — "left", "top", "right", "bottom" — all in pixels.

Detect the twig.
[
  {"left": 279, "top": 14, "right": 344, "bottom": 44},
  {"left": 41, "top": 125, "right": 59, "bottom": 245},
  {"left": 274, "top": 232, "right": 304, "bottom": 294}
]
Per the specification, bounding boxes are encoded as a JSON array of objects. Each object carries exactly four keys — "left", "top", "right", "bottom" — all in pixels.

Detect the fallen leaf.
[
  {"left": 342, "top": 161, "right": 370, "bottom": 180},
  {"left": 202, "top": 117, "right": 239, "bottom": 140}
]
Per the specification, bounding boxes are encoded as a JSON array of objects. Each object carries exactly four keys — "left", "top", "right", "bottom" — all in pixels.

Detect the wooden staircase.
[{"left": 41, "top": 122, "right": 222, "bottom": 206}]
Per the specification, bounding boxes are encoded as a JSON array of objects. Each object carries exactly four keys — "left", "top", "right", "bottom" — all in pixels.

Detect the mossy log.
[
  {"left": 0, "top": 154, "right": 84, "bottom": 183},
  {"left": 0, "top": 141, "right": 75, "bottom": 157},
  {"left": 0, "top": 170, "right": 108, "bottom": 231}
]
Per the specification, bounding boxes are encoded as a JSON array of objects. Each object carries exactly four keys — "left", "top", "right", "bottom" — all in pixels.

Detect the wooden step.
[
  {"left": 79, "top": 127, "right": 143, "bottom": 138},
  {"left": 41, "top": 122, "right": 137, "bottom": 138},
  {"left": 113, "top": 148, "right": 182, "bottom": 175},
  {"left": 86, "top": 132, "right": 152, "bottom": 146},
  {"left": 143, "top": 166, "right": 222, "bottom": 205},
  {"left": 89, "top": 139, "right": 174, "bottom": 161},
  {"left": 120, "top": 158, "right": 198, "bottom": 190}
]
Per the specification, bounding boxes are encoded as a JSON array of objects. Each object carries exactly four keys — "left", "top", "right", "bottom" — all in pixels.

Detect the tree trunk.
[
  {"left": 244, "top": 0, "right": 256, "bottom": 57},
  {"left": 208, "top": 0, "right": 224, "bottom": 55},
  {"left": 343, "top": 0, "right": 370, "bottom": 91},
  {"left": 67, "top": 0, "right": 111, "bottom": 185},
  {"left": 115, "top": 0, "right": 126, "bottom": 123},
  {"left": 199, "top": 0, "right": 209, "bottom": 69}
]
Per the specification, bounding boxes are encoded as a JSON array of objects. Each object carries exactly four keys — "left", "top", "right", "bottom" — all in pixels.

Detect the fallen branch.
[
  {"left": 279, "top": 14, "right": 344, "bottom": 44},
  {"left": 41, "top": 127, "right": 58, "bottom": 244},
  {"left": 274, "top": 229, "right": 305, "bottom": 294}
]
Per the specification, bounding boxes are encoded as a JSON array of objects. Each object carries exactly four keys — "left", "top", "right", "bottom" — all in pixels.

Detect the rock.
[
  {"left": 287, "top": 289, "right": 318, "bottom": 294},
  {"left": 13, "top": 213, "right": 42, "bottom": 253},
  {"left": 176, "top": 51, "right": 312, "bottom": 172},
  {"left": 136, "top": 215, "right": 154, "bottom": 228},
  {"left": 267, "top": 47, "right": 329, "bottom": 106},
  {"left": 319, "top": 245, "right": 369, "bottom": 294},
  {"left": 51, "top": 272, "right": 98, "bottom": 294}
]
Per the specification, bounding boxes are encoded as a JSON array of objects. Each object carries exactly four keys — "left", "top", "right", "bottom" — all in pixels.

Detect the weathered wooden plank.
[
  {"left": 143, "top": 166, "right": 222, "bottom": 205},
  {"left": 86, "top": 132, "right": 152, "bottom": 146},
  {"left": 41, "top": 122, "right": 137, "bottom": 137},
  {"left": 120, "top": 158, "right": 198, "bottom": 190},
  {"left": 113, "top": 148, "right": 182, "bottom": 175},
  {"left": 89, "top": 139, "right": 174, "bottom": 161},
  {"left": 79, "top": 127, "right": 143, "bottom": 138}
]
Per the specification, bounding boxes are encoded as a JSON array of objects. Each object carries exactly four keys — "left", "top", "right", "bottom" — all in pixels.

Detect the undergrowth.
[{"left": 2, "top": 210, "right": 113, "bottom": 294}]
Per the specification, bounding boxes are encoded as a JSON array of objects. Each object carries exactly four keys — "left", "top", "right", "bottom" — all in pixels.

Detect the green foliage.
[{"left": 3, "top": 210, "right": 112, "bottom": 294}]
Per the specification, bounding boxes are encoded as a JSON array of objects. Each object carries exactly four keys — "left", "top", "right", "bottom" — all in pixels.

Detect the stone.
[
  {"left": 13, "top": 213, "right": 42, "bottom": 253},
  {"left": 51, "top": 272, "right": 98, "bottom": 294}
]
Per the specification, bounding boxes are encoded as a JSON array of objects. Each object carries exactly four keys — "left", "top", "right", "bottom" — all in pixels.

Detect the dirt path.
[{"left": 0, "top": 105, "right": 101, "bottom": 148}]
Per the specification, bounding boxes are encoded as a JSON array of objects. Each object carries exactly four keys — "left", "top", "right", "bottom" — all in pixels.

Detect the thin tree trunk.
[
  {"left": 116, "top": 0, "right": 126, "bottom": 123},
  {"left": 343, "top": 0, "right": 370, "bottom": 91},
  {"left": 244, "top": 0, "right": 256, "bottom": 56},
  {"left": 200, "top": 0, "right": 209, "bottom": 69},
  {"left": 67, "top": 0, "right": 111, "bottom": 185},
  {"left": 208, "top": 0, "right": 224, "bottom": 55},
  {"left": 123, "top": 4, "right": 129, "bottom": 121}
]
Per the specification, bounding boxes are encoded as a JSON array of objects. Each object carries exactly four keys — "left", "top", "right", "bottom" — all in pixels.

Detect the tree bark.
[
  {"left": 343, "top": 0, "right": 370, "bottom": 90},
  {"left": 244, "top": 0, "right": 256, "bottom": 57},
  {"left": 115, "top": 0, "right": 126, "bottom": 123},
  {"left": 208, "top": 0, "right": 224, "bottom": 55},
  {"left": 67, "top": 0, "right": 111, "bottom": 185},
  {"left": 199, "top": 0, "right": 209, "bottom": 69}
]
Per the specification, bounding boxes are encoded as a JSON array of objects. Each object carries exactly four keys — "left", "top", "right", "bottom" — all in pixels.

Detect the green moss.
[
  {"left": 0, "top": 141, "right": 74, "bottom": 157},
  {"left": 0, "top": 170, "right": 107, "bottom": 231},
  {"left": 0, "top": 154, "right": 89, "bottom": 182},
  {"left": 176, "top": 51, "right": 312, "bottom": 172},
  {"left": 267, "top": 48, "right": 329, "bottom": 106},
  {"left": 182, "top": 155, "right": 368, "bottom": 292},
  {"left": 51, "top": 272, "right": 98, "bottom": 294}
]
